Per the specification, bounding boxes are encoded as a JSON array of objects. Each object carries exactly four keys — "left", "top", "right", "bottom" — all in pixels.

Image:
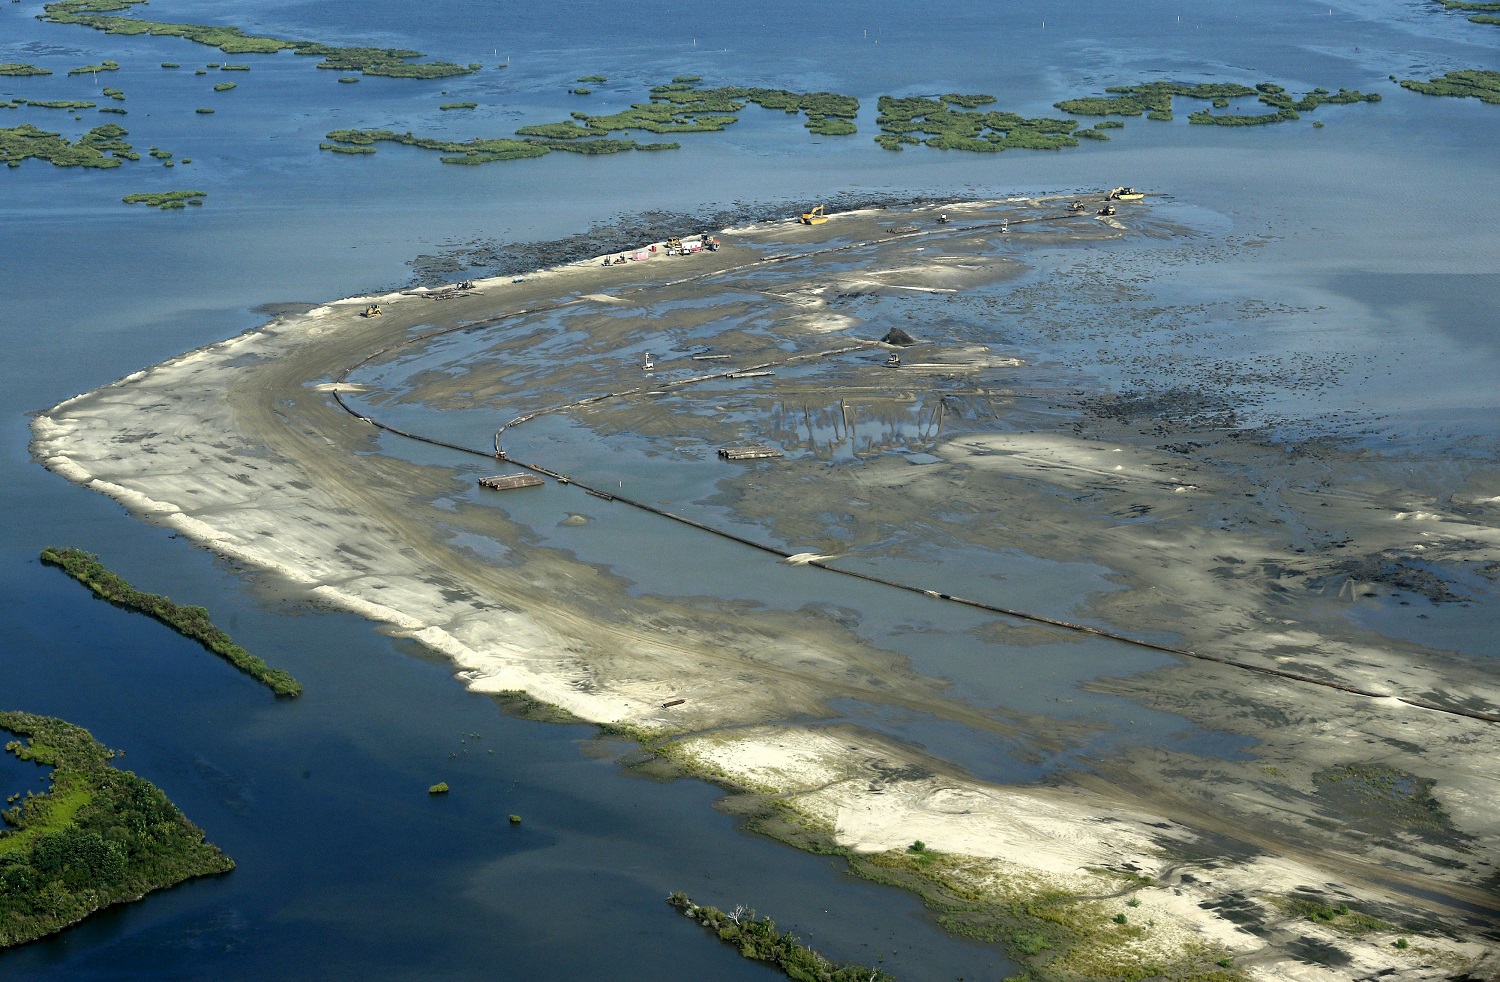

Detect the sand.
[{"left": 31, "top": 198, "right": 1500, "bottom": 979}]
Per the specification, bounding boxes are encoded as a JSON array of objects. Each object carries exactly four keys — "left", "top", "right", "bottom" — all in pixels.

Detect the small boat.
[{"left": 800, "top": 205, "right": 829, "bottom": 225}]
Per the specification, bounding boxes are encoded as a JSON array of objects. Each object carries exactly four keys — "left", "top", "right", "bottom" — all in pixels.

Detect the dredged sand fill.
[{"left": 33, "top": 199, "right": 1500, "bottom": 979}]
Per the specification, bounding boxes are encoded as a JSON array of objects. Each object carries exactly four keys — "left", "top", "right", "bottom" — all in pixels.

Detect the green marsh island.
[
  {"left": 40, "top": 0, "right": 480, "bottom": 78},
  {"left": 40, "top": 547, "right": 301, "bottom": 696},
  {"left": 1399, "top": 69, "right": 1500, "bottom": 103},
  {"left": 122, "top": 189, "right": 205, "bottom": 208},
  {"left": 0, "top": 711, "right": 235, "bottom": 948},
  {"left": 667, "top": 893, "right": 894, "bottom": 982},
  {"left": 0, "top": 122, "right": 135, "bottom": 168}
]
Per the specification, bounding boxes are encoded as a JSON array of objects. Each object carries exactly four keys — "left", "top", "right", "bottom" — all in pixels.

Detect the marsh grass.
[
  {"left": 21, "top": 100, "right": 97, "bottom": 110},
  {"left": 67, "top": 60, "right": 119, "bottom": 75},
  {"left": 668, "top": 893, "right": 895, "bottom": 982},
  {"left": 39, "top": 547, "right": 300, "bottom": 696},
  {"left": 876, "top": 94, "right": 1081, "bottom": 151},
  {"left": 1399, "top": 69, "right": 1500, "bottom": 103},
  {"left": 41, "top": 0, "right": 478, "bottom": 79},
  {"left": 1058, "top": 80, "right": 1380, "bottom": 129},
  {"left": 1, "top": 120, "right": 132, "bottom": 167}
]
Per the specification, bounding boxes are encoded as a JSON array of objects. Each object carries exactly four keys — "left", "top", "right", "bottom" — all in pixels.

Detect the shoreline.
[{"left": 29, "top": 198, "right": 1500, "bottom": 979}]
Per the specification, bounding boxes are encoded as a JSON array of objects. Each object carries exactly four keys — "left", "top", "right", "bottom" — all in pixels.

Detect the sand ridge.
[{"left": 31, "top": 198, "right": 1499, "bottom": 979}]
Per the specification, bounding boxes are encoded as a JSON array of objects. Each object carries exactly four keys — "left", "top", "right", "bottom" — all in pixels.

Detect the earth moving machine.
[
  {"left": 1108, "top": 186, "right": 1144, "bottom": 201},
  {"left": 800, "top": 205, "right": 828, "bottom": 225}
]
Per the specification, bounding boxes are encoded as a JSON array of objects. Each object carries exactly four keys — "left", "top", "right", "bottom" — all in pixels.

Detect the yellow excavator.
[
  {"left": 1108, "top": 186, "right": 1144, "bottom": 201},
  {"left": 362, "top": 304, "right": 382, "bottom": 318},
  {"left": 800, "top": 204, "right": 829, "bottom": 225}
]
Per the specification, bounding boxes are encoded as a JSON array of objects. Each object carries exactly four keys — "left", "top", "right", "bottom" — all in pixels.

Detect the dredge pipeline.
[{"left": 328, "top": 203, "right": 1500, "bottom": 728}]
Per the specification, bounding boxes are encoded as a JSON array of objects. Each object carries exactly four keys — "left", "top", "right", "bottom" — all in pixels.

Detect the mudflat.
[{"left": 32, "top": 197, "right": 1500, "bottom": 979}]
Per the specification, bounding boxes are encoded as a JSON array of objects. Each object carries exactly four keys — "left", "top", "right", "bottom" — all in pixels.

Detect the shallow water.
[{"left": 4, "top": 0, "right": 1498, "bottom": 975}]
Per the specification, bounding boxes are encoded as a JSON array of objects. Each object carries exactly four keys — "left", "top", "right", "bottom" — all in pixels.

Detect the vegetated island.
[
  {"left": 667, "top": 893, "right": 894, "bottom": 982},
  {"left": 122, "top": 189, "right": 205, "bottom": 208},
  {"left": 1052, "top": 80, "right": 1378, "bottom": 127},
  {"left": 1430, "top": 0, "right": 1500, "bottom": 27},
  {"left": 0, "top": 711, "right": 235, "bottom": 948},
  {"left": 68, "top": 60, "right": 119, "bottom": 75},
  {"left": 39, "top": 547, "right": 301, "bottom": 696},
  {"left": 320, "top": 75, "right": 1382, "bottom": 166},
  {"left": 0, "top": 63, "right": 52, "bottom": 76},
  {"left": 320, "top": 78, "right": 857, "bottom": 163},
  {"left": 1, "top": 122, "right": 137, "bottom": 168},
  {"left": 1398, "top": 69, "right": 1500, "bottom": 103},
  {"left": 39, "top": 0, "right": 481, "bottom": 79}
]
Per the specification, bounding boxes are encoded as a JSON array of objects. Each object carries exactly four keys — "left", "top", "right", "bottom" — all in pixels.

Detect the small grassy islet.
[
  {"left": 16, "top": 100, "right": 97, "bottom": 110},
  {"left": 0, "top": 63, "right": 52, "bottom": 76},
  {"left": 40, "top": 0, "right": 477, "bottom": 79},
  {"left": 876, "top": 93, "right": 1082, "bottom": 152},
  {"left": 668, "top": 893, "right": 895, "bottom": 982},
  {"left": 1399, "top": 69, "right": 1500, "bottom": 103},
  {"left": 1430, "top": 0, "right": 1500, "bottom": 26},
  {"left": 67, "top": 60, "right": 119, "bottom": 75},
  {"left": 1, "top": 121, "right": 133, "bottom": 167},
  {"left": 326, "top": 78, "right": 861, "bottom": 167},
  {"left": 0, "top": 711, "right": 235, "bottom": 948},
  {"left": 39, "top": 547, "right": 300, "bottom": 696}
]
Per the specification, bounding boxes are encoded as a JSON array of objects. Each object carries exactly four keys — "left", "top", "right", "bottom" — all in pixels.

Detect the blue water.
[{"left": 4, "top": 0, "right": 1498, "bottom": 976}]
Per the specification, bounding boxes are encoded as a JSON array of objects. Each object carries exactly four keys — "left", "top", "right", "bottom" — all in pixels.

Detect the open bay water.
[{"left": 3, "top": 0, "right": 1497, "bottom": 976}]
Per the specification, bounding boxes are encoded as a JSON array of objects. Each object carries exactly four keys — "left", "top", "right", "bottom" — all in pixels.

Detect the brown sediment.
[{"left": 29, "top": 196, "right": 1500, "bottom": 979}]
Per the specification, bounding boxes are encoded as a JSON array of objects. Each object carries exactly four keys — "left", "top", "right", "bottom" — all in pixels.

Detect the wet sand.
[{"left": 32, "top": 198, "right": 1500, "bottom": 979}]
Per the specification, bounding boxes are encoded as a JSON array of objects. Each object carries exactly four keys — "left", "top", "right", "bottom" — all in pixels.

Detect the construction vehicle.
[
  {"left": 1107, "top": 186, "right": 1144, "bottom": 201},
  {"left": 362, "top": 305, "right": 382, "bottom": 318},
  {"left": 1069, "top": 200, "right": 1086, "bottom": 213},
  {"left": 800, "top": 205, "right": 828, "bottom": 225},
  {"left": 1098, "top": 203, "right": 1117, "bottom": 216}
]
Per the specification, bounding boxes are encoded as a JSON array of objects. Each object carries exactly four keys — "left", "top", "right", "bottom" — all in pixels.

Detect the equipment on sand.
[{"left": 800, "top": 205, "right": 828, "bottom": 225}]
